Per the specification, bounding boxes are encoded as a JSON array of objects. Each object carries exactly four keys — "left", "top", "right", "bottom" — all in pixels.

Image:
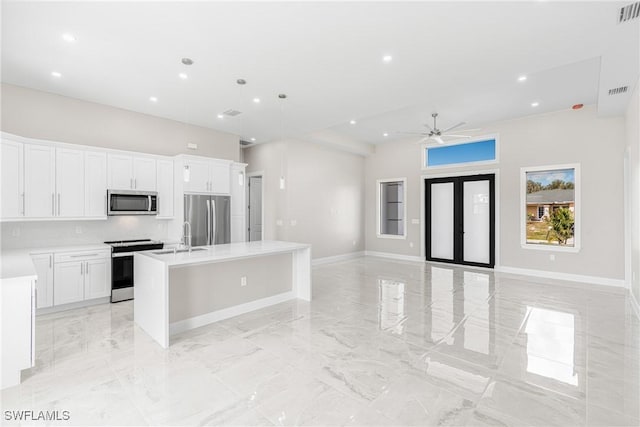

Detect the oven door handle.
[{"left": 112, "top": 252, "right": 135, "bottom": 258}]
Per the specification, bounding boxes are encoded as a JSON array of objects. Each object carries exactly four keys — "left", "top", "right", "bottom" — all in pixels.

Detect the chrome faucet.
[{"left": 182, "top": 221, "right": 192, "bottom": 251}]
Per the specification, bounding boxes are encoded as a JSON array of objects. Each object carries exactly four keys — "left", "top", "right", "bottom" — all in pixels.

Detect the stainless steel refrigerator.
[{"left": 184, "top": 194, "right": 231, "bottom": 246}]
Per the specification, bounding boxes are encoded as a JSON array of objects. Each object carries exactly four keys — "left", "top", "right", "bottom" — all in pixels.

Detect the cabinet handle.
[
  {"left": 80, "top": 263, "right": 83, "bottom": 275},
  {"left": 21, "top": 193, "right": 25, "bottom": 215},
  {"left": 57, "top": 193, "right": 61, "bottom": 216},
  {"left": 86, "top": 261, "right": 89, "bottom": 275},
  {"left": 69, "top": 253, "right": 98, "bottom": 258},
  {"left": 130, "top": 178, "right": 133, "bottom": 189},
  {"left": 134, "top": 178, "right": 137, "bottom": 189},
  {"left": 49, "top": 255, "right": 52, "bottom": 269},
  {"left": 51, "top": 193, "right": 55, "bottom": 215}
]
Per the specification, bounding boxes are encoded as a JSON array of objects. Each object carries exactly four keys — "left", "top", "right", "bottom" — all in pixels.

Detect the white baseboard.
[
  {"left": 364, "top": 251, "right": 424, "bottom": 263},
  {"left": 495, "top": 265, "right": 627, "bottom": 289},
  {"left": 312, "top": 251, "right": 364, "bottom": 266},
  {"left": 630, "top": 289, "right": 640, "bottom": 320},
  {"left": 36, "top": 296, "right": 110, "bottom": 316},
  {"left": 169, "top": 291, "right": 295, "bottom": 336}
]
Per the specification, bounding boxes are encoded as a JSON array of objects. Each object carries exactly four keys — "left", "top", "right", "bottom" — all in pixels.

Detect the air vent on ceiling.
[
  {"left": 223, "top": 109, "right": 242, "bottom": 117},
  {"left": 619, "top": 2, "right": 640, "bottom": 23},
  {"left": 608, "top": 86, "right": 629, "bottom": 96}
]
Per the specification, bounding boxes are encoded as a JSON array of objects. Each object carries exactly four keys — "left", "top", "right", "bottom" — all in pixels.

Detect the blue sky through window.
[{"left": 427, "top": 139, "right": 496, "bottom": 167}]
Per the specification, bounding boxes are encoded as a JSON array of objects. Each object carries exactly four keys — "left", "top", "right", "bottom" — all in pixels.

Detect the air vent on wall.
[
  {"left": 239, "top": 140, "right": 253, "bottom": 146},
  {"left": 619, "top": 2, "right": 640, "bottom": 23},
  {"left": 608, "top": 86, "right": 629, "bottom": 96},
  {"left": 223, "top": 109, "right": 242, "bottom": 117}
]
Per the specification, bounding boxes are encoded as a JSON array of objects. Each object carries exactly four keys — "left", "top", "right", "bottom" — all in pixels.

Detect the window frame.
[
  {"left": 376, "top": 177, "right": 407, "bottom": 240},
  {"left": 422, "top": 134, "right": 499, "bottom": 171},
  {"left": 520, "top": 163, "right": 581, "bottom": 253}
]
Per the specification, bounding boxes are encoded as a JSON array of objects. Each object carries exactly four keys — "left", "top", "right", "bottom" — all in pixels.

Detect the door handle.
[
  {"left": 206, "top": 199, "right": 211, "bottom": 245},
  {"left": 211, "top": 199, "right": 217, "bottom": 244},
  {"left": 148, "top": 195, "right": 152, "bottom": 211}
]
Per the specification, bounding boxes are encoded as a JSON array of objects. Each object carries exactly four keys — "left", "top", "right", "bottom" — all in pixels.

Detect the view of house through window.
[{"left": 524, "top": 166, "right": 577, "bottom": 248}]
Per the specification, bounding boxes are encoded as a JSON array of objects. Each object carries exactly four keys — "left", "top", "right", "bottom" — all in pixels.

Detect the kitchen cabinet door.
[
  {"left": 84, "top": 258, "right": 109, "bottom": 300},
  {"left": 156, "top": 159, "right": 174, "bottom": 218},
  {"left": 183, "top": 159, "right": 210, "bottom": 193},
  {"left": 24, "top": 144, "right": 55, "bottom": 217},
  {"left": 56, "top": 148, "right": 85, "bottom": 217},
  {"left": 1, "top": 139, "right": 24, "bottom": 219},
  {"left": 107, "top": 154, "right": 134, "bottom": 190},
  {"left": 210, "top": 162, "right": 231, "bottom": 194},
  {"left": 54, "top": 261, "right": 84, "bottom": 305},
  {"left": 85, "top": 151, "right": 107, "bottom": 217},
  {"left": 133, "top": 156, "right": 156, "bottom": 191},
  {"left": 32, "top": 253, "right": 54, "bottom": 309}
]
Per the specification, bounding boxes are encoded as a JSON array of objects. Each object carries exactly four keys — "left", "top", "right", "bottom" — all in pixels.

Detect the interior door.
[
  {"left": 248, "top": 176, "right": 263, "bottom": 241},
  {"left": 426, "top": 174, "right": 495, "bottom": 268}
]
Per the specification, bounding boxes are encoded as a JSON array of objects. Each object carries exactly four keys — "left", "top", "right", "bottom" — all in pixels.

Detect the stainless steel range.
[{"left": 104, "top": 239, "right": 164, "bottom": 302}]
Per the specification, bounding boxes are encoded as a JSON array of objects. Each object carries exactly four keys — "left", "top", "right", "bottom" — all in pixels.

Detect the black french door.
[{"left": 425, "top": 174, "right": 495, "bottom": 268}]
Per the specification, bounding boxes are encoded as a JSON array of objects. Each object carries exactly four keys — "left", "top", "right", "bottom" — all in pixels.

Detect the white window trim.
[
  {"left": 520, "top": 163, "right": 581, "bottom": 253},
  {"left": 377, "top": 177, "right": 407, "bottom": 240},
  {"left": 422, "top": 134, "right": 500, "bottom": 171}
]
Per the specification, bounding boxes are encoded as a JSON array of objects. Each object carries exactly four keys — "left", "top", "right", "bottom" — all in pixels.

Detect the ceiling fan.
[{"left": 398, "top": 113, "right": 479, "bottom": 144}]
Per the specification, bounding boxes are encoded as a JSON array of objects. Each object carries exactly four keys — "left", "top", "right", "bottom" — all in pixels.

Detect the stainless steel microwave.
[{"left": 107, "top": 190, "right": 158, "bottom": 215}]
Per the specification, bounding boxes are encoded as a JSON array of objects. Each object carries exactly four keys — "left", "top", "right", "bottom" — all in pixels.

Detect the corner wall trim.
[
  {"left": 364, "top": 251, "right": 424, "bottom": 263},
  {"left": 312, "top": 251, "right": 365, "bottom": 266},
  {"left": 630, "top": 290, "right": 640, "bottom": 321},
  {"left": 495, "top": 265, "right": 627, "bottom": 289}
]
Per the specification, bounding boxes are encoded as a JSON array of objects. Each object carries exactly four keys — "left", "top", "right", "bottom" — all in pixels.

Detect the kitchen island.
[{"left": 134, "top": 240, "right": 311, "bottom": 348}]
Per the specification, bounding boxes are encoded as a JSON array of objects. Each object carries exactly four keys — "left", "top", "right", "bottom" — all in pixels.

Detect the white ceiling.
[{"left": 2, "top": 1, "right": 638, "bottom": 151}]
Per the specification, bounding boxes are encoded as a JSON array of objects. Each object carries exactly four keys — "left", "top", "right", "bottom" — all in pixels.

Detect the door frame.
[
  {"left": 246, "top": 171, "right": 264, "bottom": 241},
  {"left": 420, "top": 168, "right": 500, "bottom": 268}
]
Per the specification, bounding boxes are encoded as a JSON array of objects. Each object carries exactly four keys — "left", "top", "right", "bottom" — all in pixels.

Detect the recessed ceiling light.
[
  {"left": 253, "top": 98, "right": 261, "bottom": 103},
  {"left": 51, "top": 71, "right": 62, "bottom": 78},
  {"left": 179, "top": 73, "right": 188, "bottom": 80},
  {"left": 250, "top": 137, "right": 256, "bottom": 142},
  {"left": 572, "top": 103, "right": 584, "bottom": 110},
  {"left": 531, "top": 102, "right": 540, "bottom": 107},
  {"left": 383, "top": 132, "right": 389, "bottom": 137},
  {"left": 382, "top": 55, "right": 393, "bottom": 63},
  {"left": 149, "top": 96, "right": 158, "bottom": 102},
  {"left": 217, "top": 114, "right": 224, "bottom": 119},
  {"left": 517, "top": 75, "right": 527, "bottom": 82},
  {"left": 350, "top": 120, "right": 357, "bottom": 125},
  {"left": 62, "top": 33, "right": 76, "bottom": 43}
]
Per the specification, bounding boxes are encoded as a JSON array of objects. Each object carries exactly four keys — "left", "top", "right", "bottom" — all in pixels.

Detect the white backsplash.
[{"left": 1, "top": 217, "right": 170, "bottom": 250}]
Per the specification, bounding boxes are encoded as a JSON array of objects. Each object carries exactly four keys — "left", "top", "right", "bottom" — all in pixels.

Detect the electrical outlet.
[
  {"left": 411, "top": 219, "right": 420, "bottom": 225},
  {"left": 11, "top": 227, "right": 20, "bottom": 237},
  {"left": 409, "top": 242, "right": 414, "bottom": 248},
  {"left": 240, "top": 276, "right": 247, "bottom": 287},
  {"left": 187, "top": 143, "right": 198, "bottom": 150},
  {"left": 549, "top": 254, "right": 555, "bottom": 261}
]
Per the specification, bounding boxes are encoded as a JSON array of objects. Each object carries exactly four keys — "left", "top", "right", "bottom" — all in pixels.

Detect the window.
[
  {"left": 377, "top": 178, "right": 406, "bottom": 238},
  {"left": 521, "top": 164, "right": 580, "bottom": 252},
  {"left": 425, "top": 138, "right": 497, "bottom": 168}
]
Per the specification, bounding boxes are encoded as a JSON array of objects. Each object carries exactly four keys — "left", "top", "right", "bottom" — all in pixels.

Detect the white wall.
[
  {"left": 365, "top": 105, "right": 627, "bottom": 282},
  {"left": 626, "top": 79, "right": 640, "bottom": 302},
  {"left": 244, "top": 139, "right": 365, "bottom": 259},
  {"left": 1, "top": 83, "right": 240, "bottom": 161}
]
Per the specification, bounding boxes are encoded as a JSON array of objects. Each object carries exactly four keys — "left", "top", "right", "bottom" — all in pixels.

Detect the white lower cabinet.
[
  {"left": 31, "top": 253, "right": 54, "bottom": 308},
  {"left": 53, "top": 250, "right": 110, "bottom": 306}
]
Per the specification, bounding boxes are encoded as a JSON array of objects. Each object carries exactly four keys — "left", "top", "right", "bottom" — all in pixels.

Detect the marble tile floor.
[{"left": 2, "top": 256, "right": 640, "bottom": 426}]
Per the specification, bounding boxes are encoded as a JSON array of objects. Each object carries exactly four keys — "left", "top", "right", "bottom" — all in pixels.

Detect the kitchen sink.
[{"left": 153, "top": 247, "right": 208, "bottom": 255}]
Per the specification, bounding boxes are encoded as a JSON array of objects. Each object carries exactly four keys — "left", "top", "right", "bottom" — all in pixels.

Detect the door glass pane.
[
  {"left": 430, "top": 182, "right": 454, "bottom": 260},
  {"left": 463, "top": 180, "right": 490, "bottom": 264}
]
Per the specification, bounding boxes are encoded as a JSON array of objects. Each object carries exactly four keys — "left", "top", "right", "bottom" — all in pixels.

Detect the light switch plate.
[
  {"left": 187, "top": 143, "right": 198, "bottom": 150},
  {"left": 411, "top": 219, "right": 420, "bottom": 224}
]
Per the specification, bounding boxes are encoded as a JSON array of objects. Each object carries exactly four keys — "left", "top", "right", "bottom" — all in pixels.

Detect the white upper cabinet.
[
  {"left": 108, "top": 154, "right": 156, "bottom": 191},
  {"left": 156, "top": 159, "right": 174, "bottom": 218},
  {"left": 1, "top": 138, "right": 24, "bottom": 219},
  {"left": 55, "top": 148, "right": 85, "bottom": 217},
  {"left": 133, "top": 156, "right": 157, "bottom": 191},
  {"left": 85, "top": 151, "right": 107, "bottom": 217},
  {"left": 183, "top": 158, "right": 231, "bottom": 194},
  {"left": 24, "top": 144, "right": 55, "bottom": 218}
]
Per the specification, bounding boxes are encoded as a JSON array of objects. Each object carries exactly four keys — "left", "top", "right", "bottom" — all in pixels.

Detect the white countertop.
[
  {"left": 138, "top": 240, "right": 311, "bottom": 267},
  {"left": 1, "top": 243, "right": 110, "bottom": 280}
]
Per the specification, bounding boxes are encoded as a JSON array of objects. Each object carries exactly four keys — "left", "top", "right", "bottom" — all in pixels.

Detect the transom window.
[{"left": 425, "top": 138, "right": 497, "bottom": 168}]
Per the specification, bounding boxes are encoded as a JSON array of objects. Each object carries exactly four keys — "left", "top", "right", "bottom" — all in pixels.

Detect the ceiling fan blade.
[
  {"left": 433, "top": 135, "right": 445, "bottom": 145},
  {"left": 396, "top": 131, "right": 428, "bottom": 135},
  {"left": 442, "top": 121, "right": 466, "bottom": 133},
  {"left": 441, "top": 134, "right": 473, "bottom": 138},
  {"left": 422, "top": 123, "right": 434, "bottom": 132}
]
